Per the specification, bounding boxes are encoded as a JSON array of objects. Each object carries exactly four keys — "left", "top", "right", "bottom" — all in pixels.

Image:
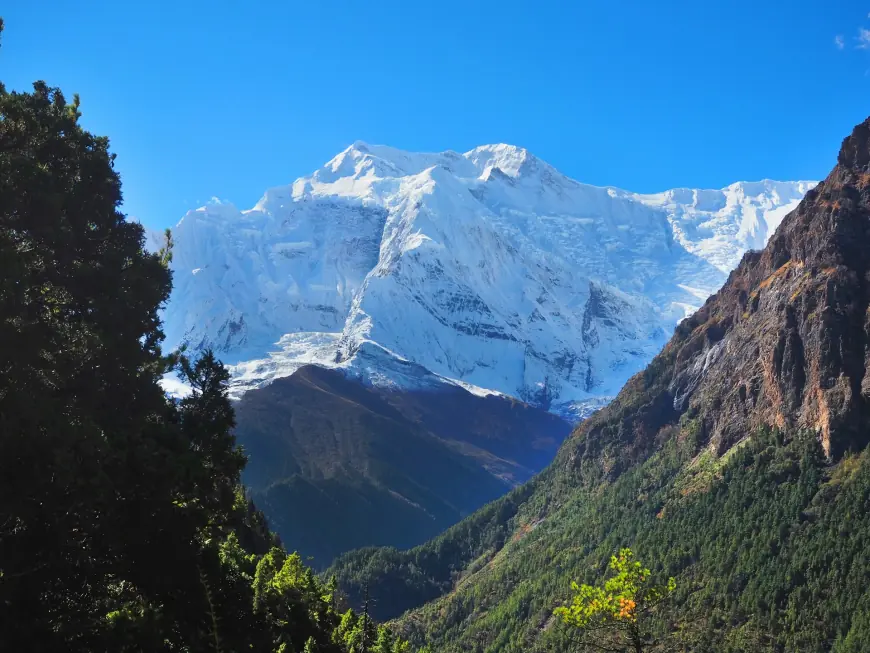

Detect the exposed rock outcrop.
[{"left": 570, "top": 117, "right": 870, "bottom": 467}]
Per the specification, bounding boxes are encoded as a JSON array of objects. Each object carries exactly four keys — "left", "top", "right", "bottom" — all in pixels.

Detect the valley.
[{"left": 233, "top": 365, "right": 570, "bottom": 566}]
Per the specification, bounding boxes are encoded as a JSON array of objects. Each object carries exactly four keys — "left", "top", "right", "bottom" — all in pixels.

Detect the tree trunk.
[{"left": 629, "top": 625, "right": 644, "bottom": 653}]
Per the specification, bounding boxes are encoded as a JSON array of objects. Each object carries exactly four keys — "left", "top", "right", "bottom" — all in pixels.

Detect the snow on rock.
[
  {"left": 159, "top": 375, "right": 193, "bottom": 399},
  {"left": 153, "top": 142, "right": 815, "bottom": 416},
  {"left": 625, "top": 180, "right": 816, "bottom": 273}
]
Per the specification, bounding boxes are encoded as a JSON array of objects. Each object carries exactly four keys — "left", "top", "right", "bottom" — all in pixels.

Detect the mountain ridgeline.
[
  {"left": 327, "top": 117, "right": 870, "bottom": 652},
  {"left": 157, "top": 140, "right": 812, "bottom": 418}
]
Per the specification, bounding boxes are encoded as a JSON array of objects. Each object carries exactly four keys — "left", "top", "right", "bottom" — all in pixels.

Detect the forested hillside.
[
  {"left": 328, "top": 117, "right": 870, "bottom": 652},
  {"left": 0, "top": 22, "right": 419, "bottom": 652}
]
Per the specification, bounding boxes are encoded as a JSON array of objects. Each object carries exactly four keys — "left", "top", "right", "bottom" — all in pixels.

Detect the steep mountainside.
[
  {"left": 232, "top": 365, "right": 570, "bottom": 566},
  {"left": 327, "top": 119, "right": 870, "bottom": 652},
  {"left": 155, "top": 145, "right": 811, "bottom": 415}
]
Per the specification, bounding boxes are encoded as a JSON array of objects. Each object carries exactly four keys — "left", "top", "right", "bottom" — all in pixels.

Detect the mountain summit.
[{"left": 157, "top": 143, "right": 813, "bottom": 415}]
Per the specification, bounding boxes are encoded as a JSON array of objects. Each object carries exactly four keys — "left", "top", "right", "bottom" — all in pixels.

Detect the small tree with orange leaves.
[{"left": 555, "top": 549, "right": 676, "bottom": 653}]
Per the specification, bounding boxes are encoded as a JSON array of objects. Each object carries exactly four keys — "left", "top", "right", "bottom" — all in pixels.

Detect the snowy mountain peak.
[
  {"left": 317, "top": 142, "right": 460, "bottom": 183},
  {"left": 464, "top": 143, "right": 536, "bottom": 179},
  {"left": 155, "top": 142, "right": 815, "bottom": 416},
  {"left": 314, "top": 141, "right": 554, "bottom": 187}
]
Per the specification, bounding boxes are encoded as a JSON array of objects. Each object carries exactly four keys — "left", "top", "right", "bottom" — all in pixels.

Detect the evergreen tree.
[
  {"left": 0, "top": 20, "right": 428, "bottom": 653},
  {"left": 0, "top": 65, "right": 178, "bottom": 652},
  {"left": 177, "top": 349, "right": 247, "bottom": 530}
]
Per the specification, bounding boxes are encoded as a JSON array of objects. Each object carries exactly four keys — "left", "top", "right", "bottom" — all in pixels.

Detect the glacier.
[{"left": 152, "top": 142, "right": 814, "bottom": 417}]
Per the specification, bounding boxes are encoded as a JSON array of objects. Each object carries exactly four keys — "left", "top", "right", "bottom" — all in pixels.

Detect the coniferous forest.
[
  {"left": 331, "top": 426, "right": 870, "bottom": 652},
  {"left": 0, "top": 20, "right": 416, "bottom": 653}
]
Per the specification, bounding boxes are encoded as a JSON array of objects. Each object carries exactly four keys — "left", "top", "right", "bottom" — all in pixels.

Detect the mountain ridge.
[
  {"left": 154, "top": 143, "right": 813, "bottom": 417},
  {"left": 567, "top": 117, "right": 870, "bottom": 468}
]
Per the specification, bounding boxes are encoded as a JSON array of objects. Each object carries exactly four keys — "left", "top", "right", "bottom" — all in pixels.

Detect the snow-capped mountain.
[{"left": 154, "top": 142, "right": 814, "bottom": 415}]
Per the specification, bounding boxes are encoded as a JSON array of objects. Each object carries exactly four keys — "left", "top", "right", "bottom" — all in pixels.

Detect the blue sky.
[{"left": 3, "top": 1, "right": 870, "bottom": 229}]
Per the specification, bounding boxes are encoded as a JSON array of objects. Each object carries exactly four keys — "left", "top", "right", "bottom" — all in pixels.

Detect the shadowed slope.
[{"left": 233, "top": 365, "right": 570, "bottom": 566}]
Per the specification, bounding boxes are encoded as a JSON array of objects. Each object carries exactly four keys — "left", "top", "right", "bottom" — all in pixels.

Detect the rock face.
[
  {"left": 571, "top": 117, "right": 870, "bottom": 467},
  {"left": 154, "top": 143, "right": 812, "bottom": 415}
]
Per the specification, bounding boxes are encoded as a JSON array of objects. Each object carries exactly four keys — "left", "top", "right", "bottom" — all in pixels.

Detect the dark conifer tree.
[
  {"left": 0, "top": 54, "right": 176, "bottom": 652},
  {"left": 0, "top": 20, "right": 420, "bottom": 653},
  {"left": 0, "top": 25, "right": 243, "bottom": 652}
]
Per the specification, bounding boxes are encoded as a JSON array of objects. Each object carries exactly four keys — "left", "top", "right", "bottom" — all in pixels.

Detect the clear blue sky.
[{"left": 3, "top": 1, "right": 870, "bottom": 229}]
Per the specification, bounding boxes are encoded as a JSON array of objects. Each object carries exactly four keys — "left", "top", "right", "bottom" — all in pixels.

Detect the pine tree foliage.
[
  {"left": 332, "top": 427, "right": 870, "bottom": 652},
  {"left": 0, "top": 25, "right": 418, "bottom": 652}
]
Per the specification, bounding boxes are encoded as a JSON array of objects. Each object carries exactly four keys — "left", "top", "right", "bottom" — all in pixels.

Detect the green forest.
[{"left": 332, "top": 424, "right": 870, "bottom": 652}]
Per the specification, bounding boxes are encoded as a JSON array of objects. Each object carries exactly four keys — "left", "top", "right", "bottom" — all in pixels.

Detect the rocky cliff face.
[{"left": 570, "top": 117, "right": 870, "bottom": 468}]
